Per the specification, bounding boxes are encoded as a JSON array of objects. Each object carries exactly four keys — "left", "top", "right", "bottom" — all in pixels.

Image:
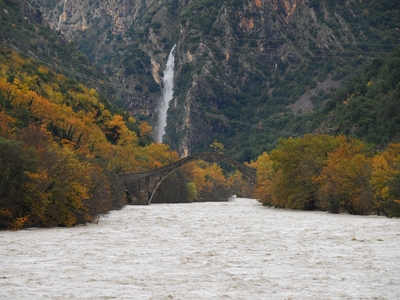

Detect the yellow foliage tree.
[
  {"left": 182, "top": 160, "right": 236, "bottom": 202},
  {"left": 270, "top": 134, "right": 340, "bottom": 210},
  {"left": 15, "top": 132, "right": 93, "bottom": 228},
  {"left": 0, "top": 111, "right": 16, "bottom": 138},
  {"left": 209, "top": 140, "right": 225, "bottom": 154},
  {"left": 138, "top": 121, "right": 153, "bottom": 138},
  {"left": 370, "top": 143, "right": 400, "bottom": 216},
  {"left": 141, "top": 143, "right": 179, "bottom": 169},
  {"left": 317, "top": 136, "right": 373, "bottom": 214},
  {"left": 248, "top": 152, "right": 274, "bottom": 205}
]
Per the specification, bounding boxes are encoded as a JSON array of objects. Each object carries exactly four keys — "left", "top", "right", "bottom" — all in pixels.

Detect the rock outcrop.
[{"left": 29, "top": 0, "right": 400, "bottom": 158}]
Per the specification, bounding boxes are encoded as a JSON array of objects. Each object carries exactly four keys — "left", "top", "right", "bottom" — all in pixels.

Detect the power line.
[
  {"left": 2, "top": 37, "right": 388, "bottom": 102},
  {"left": 1, "top": 40, "right": 301, "bottom": 136},
  {"left": 182, "top": 105, "right": 300, "bottom": 136},
  {"left": 2, "top": 9, "right": 398, "bottom": 139},
  {"left": 101, "top": 40, "right": 398, "bottom": 57},
  {"left": 0, "top": 40, "right": 145, "bottom": 98},
  {"left": 130, "top": 29, "right": 400, "bottom": 47},
  {"left": 3, "top": 38, "right": 399, "bottom": 139}
]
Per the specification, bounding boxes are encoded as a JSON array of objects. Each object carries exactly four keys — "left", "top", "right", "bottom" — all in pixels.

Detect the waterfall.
[{"left": 156, "top": 45, "right": 176, "bottom": 143}]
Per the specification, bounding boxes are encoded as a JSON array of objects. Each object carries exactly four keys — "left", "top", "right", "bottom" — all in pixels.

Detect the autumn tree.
[
  {"left": 227, "top": 170, "right": 251, "bottom": 198},
  {"left": 269, "top": 134, "right": 340, "bottom": 210},
  {"left": 317, "top": 136, "right": 373, "bottom": 214},
  {"left": 99, "top": 113, "right": 138, "bottom": 146},
  {"left": 248, "top": 152, "right": 274, "bottom": 206},
  {"left": 0, "top": 137, "right": 37, "bottom": 229},
  {"left": 209, "top": 140, "right": 225, "bottom": 154},
  {"left": 140, "top": 143, "right": 179, "bottom": 169},
  {"left": 13, "top": 126, "right": 93, "bottom": 227},
  {"left": 182, "top": 160, "right": 238, "bottom": 202},
  {"left": 370, "top": 142, "right": 400, "bottom": 217},
  {"left": 138, "top": 121, "right": 153, "bottom": 146},
  {"left": 0, "top": 111, "right": 16, "bottom": 138},
  {"left": 187, "top": 182, "right": 197, "bottom": 202}
]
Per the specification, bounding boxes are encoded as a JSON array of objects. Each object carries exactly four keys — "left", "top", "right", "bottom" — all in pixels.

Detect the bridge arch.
[
  {"left": 119, "top": 152, "right": 256, "bottom": 205},
  {"left": 148, "top": 153, "right": 256, "bottom": 204}
]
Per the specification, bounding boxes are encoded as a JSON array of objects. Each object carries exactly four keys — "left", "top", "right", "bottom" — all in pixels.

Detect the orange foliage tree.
[
  {"left": 317, "top": 136, "right": 373, "bottom": 214},
  {"left": 269, "top": 134, "right": 340, "bottom": 210},
  {"left": 0, "top": 47, "right": 184, "bottom": 229},
  {"left": 248, "top": 152, "right": 274, "bottom": 205},
  {"left": 182, "top": 160, "right": 245, "bottom": 202},
  {"left": 370, "top": 143, "right": 400, "bottom": 216}
]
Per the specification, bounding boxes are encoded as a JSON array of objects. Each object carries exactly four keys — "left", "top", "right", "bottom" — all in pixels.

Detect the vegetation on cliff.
[
  {"left": 1, "top": 0, "right": 400, "bottom": 228},
  {"left": 0, "top": 47, "right": 177, "bottom": 229},
  {"left": 0, "top": 0, "right": 104, "bottom": 85},
  {"left": 4, "top": 0, "right": 399, "bottom": 160},
  {"left": 316, "top": 47, "right": 400, "bottom": 146},
  {"left": 0, "top": 47, "right": 248, "bottom": 229},
  {"left": 249, "top": 48, "right": 400, "bottom": 217}
]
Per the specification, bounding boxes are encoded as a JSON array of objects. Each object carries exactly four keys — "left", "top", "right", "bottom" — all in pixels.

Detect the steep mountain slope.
[
  {"left": 29, "top": 0, "right": 400, "bottom": 161},
  {"left": 316, "top": 47, "right": 400, "bottom": 146},
  {"left": 0, "top": 0, "right": 109, "bottom": 93}
]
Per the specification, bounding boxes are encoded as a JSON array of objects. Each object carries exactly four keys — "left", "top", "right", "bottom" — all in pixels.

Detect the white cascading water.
[{"left": 156, "top": 45, "right": 176, "bottom": 143}]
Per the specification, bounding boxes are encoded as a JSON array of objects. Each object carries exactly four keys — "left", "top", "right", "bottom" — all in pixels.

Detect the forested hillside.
[
  {"left": 0, "top": 0, "right": 109, "bottom": 91},
  {"left": 0, "top": 47, "right": 248, "bottom": 229},
  {"left": 28, "top": 0, "right": 400, "bottom": 160},
  {"left": 316, "top": 47, "right": 400, "bottom": 146},
  {"left": 0, "top": 46, "right": 176, "bottom": 229},
  {"left": 1, "top": 0, "right": 399, "bottom": 227}
]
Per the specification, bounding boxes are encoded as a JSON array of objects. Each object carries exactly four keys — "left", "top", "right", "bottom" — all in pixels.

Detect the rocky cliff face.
[
  {"left": 29, "top": 0, "right": 400, "bottom": 160},
  {"left": 12, "top": 0, "right": 43, "bottom": 23},
  {"left": 36, "top": 0, "right": 143, "bottom": 35},
  {"left": 32, "top": 0, "right": 171, "bottom": 116}
]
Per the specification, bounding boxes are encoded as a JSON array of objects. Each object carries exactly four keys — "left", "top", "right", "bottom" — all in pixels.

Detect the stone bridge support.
[{"left": 118, "top": 152, "right": 257, "bottom": 205}]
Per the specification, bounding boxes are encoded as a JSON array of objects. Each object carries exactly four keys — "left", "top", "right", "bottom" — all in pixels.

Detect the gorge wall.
[{"left": 29, "top": 0, "right": 400, "bottom": 160}]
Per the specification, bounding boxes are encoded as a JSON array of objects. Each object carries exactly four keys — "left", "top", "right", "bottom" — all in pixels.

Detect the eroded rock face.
[
  {"left": 39, "top": 0, "right": 144, "bottom": 36},
  {"left": 14, "top": 0, "right": 43, "bottom": 23},
  {"left": 253, "top": 0, "right": 262, "bottom": 9},
  {"left": 266, "top": 0, "right": 301, "bottom": 23},
  {"left": 34, "top": 0, "right": 169, "bottom": 117},
  {"left": 30, "top": 0, "right": 369, "bottom": 156}
]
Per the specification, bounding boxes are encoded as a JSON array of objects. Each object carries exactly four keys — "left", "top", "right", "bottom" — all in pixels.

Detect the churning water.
[
  {"left": 156, "top": 45, "right": 176, "bottom": 143},
  {"left": 1, "top": 198, "right": 399, "bottom": 299}
]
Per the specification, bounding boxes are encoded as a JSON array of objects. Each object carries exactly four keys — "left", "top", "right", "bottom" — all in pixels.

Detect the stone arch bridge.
[{"left": 118, "top": 152, "right": 257, "bottom": 205}]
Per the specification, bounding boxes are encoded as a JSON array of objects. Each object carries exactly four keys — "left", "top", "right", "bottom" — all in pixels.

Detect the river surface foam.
[{"left": 1, "top": 198, "right": 399, "bottom": 299}]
